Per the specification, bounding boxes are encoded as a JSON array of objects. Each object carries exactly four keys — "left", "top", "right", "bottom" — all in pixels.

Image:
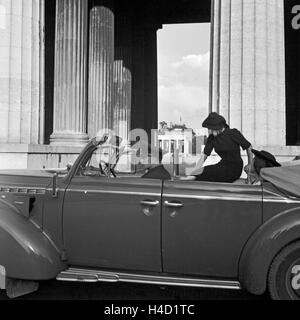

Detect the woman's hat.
[
  {"left": 202, "top": 112, "right": 227, "bottom": 131},
  {"left": 252, "top": 149, "right": 281, "bottom": 167}
]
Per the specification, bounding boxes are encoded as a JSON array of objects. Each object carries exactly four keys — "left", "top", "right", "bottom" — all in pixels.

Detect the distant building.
[
  {"left": 194, "top": 129, "right": 207, "bottom": 137},
  {"left": 158, "top": 122, "right": 206, "bottom": 155}
]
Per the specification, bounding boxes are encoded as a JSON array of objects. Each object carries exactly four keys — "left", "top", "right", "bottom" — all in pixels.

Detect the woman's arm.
[
  {"left": 245, "top": 146, "right": 254, "bottom": 171},
  {"left": 180, "top": 154, "right": 208, "bottom": 180},
  {"left": 181, "top": 136, "right": 212, "bottom": 181},
  {"left": 190, "top": 154, "right": 208, "bottom": 176},
  {"left": 231, "top": 130, "right": 253, "bottom": 170}
]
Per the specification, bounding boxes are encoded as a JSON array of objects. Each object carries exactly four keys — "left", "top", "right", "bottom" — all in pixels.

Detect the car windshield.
[{"left": 78, "top": 143, "right": 150, "bottom": 177}]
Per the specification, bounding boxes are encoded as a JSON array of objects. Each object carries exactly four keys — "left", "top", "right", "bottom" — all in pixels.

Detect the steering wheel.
[{"left": 99, "top": 160, "right": 117, "bottom": 178}]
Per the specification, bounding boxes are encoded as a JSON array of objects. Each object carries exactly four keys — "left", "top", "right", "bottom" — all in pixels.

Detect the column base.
[
  {"left": 50, "top": 132, "right": 90, "bottom": 147},
  {"left": 0, "top": 144, "right": 83, "bottom": 170}
]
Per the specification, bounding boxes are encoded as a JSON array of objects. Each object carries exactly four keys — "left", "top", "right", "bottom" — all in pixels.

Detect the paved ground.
[{"left": 0, "top": 281, "right": 270, "bottom": 300}]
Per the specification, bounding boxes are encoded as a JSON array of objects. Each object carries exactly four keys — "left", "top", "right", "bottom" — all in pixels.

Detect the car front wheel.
[{"left": 268, "top": 241, "right": 300, "bottom": 300}]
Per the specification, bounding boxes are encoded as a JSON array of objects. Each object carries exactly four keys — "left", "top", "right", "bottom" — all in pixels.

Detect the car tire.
[{"left": 268, "top": 241, "right": 300, "bottom": 300}]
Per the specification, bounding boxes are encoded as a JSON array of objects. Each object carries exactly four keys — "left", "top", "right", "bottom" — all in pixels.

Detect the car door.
[
  {"left": 63, "top": 176, "right": 162, "bottom": 273},
  {"left": 162, "top": 180, "right": 263, "bottom": 278}
]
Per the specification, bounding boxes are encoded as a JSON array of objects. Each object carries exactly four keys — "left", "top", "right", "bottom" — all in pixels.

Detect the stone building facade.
[{"left": 0, "top": 0, "right": 299, "bottom": 169}]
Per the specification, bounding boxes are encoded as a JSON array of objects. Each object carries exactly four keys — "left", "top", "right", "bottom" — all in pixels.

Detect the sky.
[{"left": 157, "top": 23, "right": 211, "bottom": 131}]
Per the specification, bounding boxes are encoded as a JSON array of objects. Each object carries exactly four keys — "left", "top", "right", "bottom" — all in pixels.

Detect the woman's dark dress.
[{"left": 195, "top": 128, "right": 251, "bottom": 183}]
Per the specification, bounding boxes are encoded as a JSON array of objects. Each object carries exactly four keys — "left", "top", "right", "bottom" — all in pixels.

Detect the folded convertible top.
[{"left": 261, "top": 165, "right": 300, "bottom": 198}]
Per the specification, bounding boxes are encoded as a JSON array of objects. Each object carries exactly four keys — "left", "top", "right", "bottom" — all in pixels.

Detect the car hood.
[{"left": 0, "top": 169, "right": 56, "bottom": 189}]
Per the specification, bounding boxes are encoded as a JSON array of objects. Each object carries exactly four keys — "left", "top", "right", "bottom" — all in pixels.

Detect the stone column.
[
  {"left": 131, "top": 26, "right": 146, "bottom": 131},
  {"left": 144, "top": 26, "right": 159, "bottom": 136},
  {"left": 113, "top": 60, "right": 132, "bottom": 141},
  {"left": 88, "top": 6, "right": 114, "bottom": 138},
  {"left": 50, "top": 0, "right": 89, "bottom": 146},
  {"left": 113, "top": 14, "right": 133, "bottom": 141},
  {"left": 0, "top": 0, "right": 42, "bottom": 144},
  {"left": 39, "top": 0, "right": 45, "bottom": 145},
  {"left": 211, "top": 0, "right": 286, "bottom": 147}
]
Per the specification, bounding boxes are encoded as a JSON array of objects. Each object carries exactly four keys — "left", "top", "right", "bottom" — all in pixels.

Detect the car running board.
[{"left": 56, "top": 268, "right": 241, "bottom": 290}]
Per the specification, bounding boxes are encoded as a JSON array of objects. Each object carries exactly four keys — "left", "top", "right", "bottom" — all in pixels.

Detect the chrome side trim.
[
  {"left": 66, "top": 189, "right": 161, "bottom": 198},
  {"left": 66, "top": 188, "right": 260, "bottom": 202},
  {"left": 0, "top": 186, "right": 46, "bottom": 195},
  {"left": 263, "top": 198, "right": 300, "bottom": 204},
  {"left": 57, "top": 187, "right": 298, "bottom": 204},
  {"left": 164, "top": 193, "right": 262, "bottom": 203},
  {"left": 57, "top": 268, "right": 241, "bottom": 290},
  {"left": 165, "top": 193, "right": 300, "bottom": 204},
  {"left": 264, "top": 189, "right": 300, "bottom": 204},
  {"left": 264, "top": 189, "right": 284, "bottom": 198}
]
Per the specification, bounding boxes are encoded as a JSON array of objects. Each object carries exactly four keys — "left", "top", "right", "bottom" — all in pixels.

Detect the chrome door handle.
[
  {"left": 164, "top": 201, "right": 184, "bottom": 208},
  {"left": 140, "top": 200, "right": 160, "bottom": 207},
  {"left": 14, "top": 201, "right": 25, "bottom": 205}
]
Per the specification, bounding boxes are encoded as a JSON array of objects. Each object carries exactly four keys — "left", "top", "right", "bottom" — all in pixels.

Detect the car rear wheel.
[{"left": 268, "top": 241, "right": 300, "bottom": 300}]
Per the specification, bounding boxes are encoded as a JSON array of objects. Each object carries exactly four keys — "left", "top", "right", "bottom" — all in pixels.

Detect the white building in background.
[
  {"left": 157, "top": 121, "right": 208, "bottom": 154},
  {"left": 194, "top": 129, "right": 207, "bottom": 138},
  {"left": 158, "top": 125, "right": 193, "bottom": 155}
]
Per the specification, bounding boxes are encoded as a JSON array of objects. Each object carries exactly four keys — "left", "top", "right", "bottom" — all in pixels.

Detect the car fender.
[
  {"left": 0, "top": 200, "right": 67, "bottom": 280},
  {"left": 239, "top": 207, "right": 300, "bottom": 295}
]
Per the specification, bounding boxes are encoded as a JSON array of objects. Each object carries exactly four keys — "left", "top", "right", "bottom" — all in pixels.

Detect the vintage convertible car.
[{"left": 0, "top": 136, "right": 300, "bottom": 300}]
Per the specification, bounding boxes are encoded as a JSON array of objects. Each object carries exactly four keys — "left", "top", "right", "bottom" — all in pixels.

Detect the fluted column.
[
  {"left": 50, "top": 0, "right": 89, "bottom": 146},
  {"left": 113, "top": 14, "right": 133, "bottom": 142},
  {"left": 0, "top": 0, "right": 42, "bottom": 144},
  {"left": 88, "top": 6, "right": 114, "bottom": 138},
  {"left": 211, "top": 0, "right": 286, "bottom": 147},
  {"left": 144, "top": 27, "right": 159, "bottom": 136},
  {"left": 113, "top": 60, "right": 132, "bottom": 141}
]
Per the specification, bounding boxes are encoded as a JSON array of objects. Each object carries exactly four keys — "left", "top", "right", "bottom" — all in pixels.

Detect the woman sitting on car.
[{"left": 182, "top": 112, "right": 254, "bottom": 183}]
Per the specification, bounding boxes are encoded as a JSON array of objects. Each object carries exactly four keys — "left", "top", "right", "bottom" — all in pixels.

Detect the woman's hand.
[
  {"left": 246, "top": 147, "right": 254, "bottom": 170},
  {"left": 190, "top": 167, "right": 204, "bottom": 176},
  {"left": 185, "top": 154, "right": 207, "bottom": 177},
  {"left": 245, "top": 146, "right": 254, "bottom": 181},
  {"left": 244, "top": 164, "right": 253, "bottom": 174},
  {"left": 180, "top": 176, "right": 197, "bottom": 181}
]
